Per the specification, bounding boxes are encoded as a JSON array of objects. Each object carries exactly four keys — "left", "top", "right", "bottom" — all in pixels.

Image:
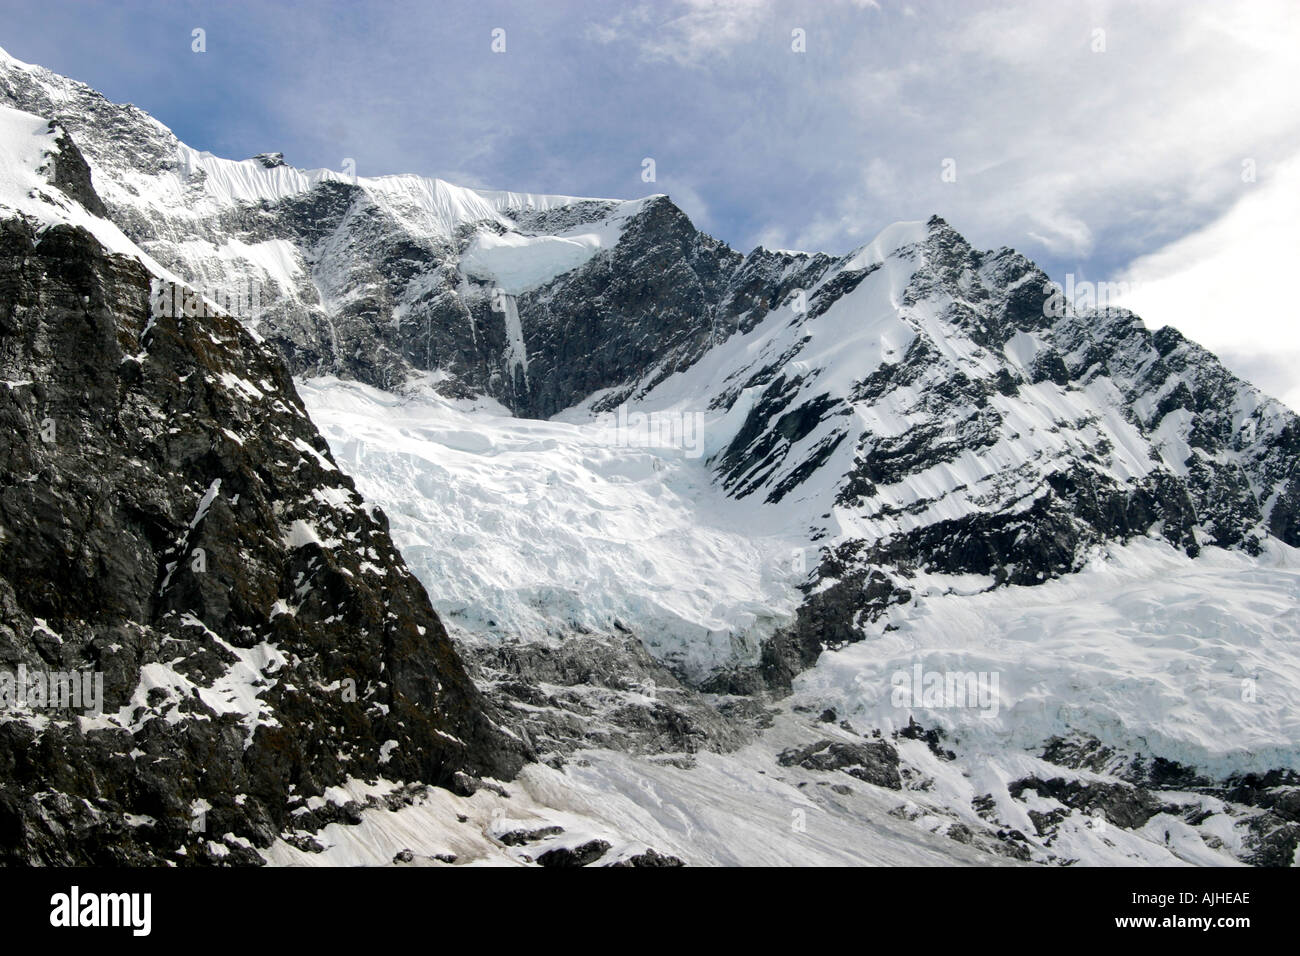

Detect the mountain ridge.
[{"left": 2, "top": 46, "right": 1299, "bottom": 866}]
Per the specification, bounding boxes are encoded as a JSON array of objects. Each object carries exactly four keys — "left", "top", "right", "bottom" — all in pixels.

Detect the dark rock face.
[
  {"left": 499, "top": 825, "right": 565, "bottom": 847},
  {"left": 0, "top": 218, "right": 521, "bottom": 864},
  {"left": 496, "top": 820, "right": 683, "bottom": 867},
  {"left": 898, "top": 717, "right": 957, "bottom": 761},
  {"left": 777, "top": 739, "right": 902, "bottom": 790},
  {"left": 130, "top": 187, "right": 749, "bottom": 420},
  {"left": 465, "top": 632, "right": 766, "bottom": 761},
  {"left": 507, "top": 196, "right": 742, "bottom": 417},
  {"left": 606, "top": 847, "right": 685, "bottom": 867},
  {"left": 45, "top": 122, "right": 107, "bottom": 218},
  {"left": 1010, "top": 777, "right": 1164, "bottom": 831},
  {"left": 535, "top": 839, "right": 611, "bottom": 867}
]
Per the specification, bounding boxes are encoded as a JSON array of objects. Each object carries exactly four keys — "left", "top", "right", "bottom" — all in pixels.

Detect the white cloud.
[
  {"left": 1114, "top": 153, "right": 1300, "bottom": 411},
  {"left": 604, "top": 0, "right": 775, "bottom": 67}
]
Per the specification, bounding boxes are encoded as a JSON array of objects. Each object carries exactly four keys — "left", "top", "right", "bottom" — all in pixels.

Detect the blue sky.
[{"left": 2, "top": 0, "right": 1299, "bottom": 405}]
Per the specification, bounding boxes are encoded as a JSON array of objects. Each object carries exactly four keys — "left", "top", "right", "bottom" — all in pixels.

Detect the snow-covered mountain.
[{"left": 1, "top": 44, "right": 1298, "bottom": 866}]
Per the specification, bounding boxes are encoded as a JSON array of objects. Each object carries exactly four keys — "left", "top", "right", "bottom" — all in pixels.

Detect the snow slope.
[
  {"left": 261, "top": 724, "right": 1014, "bottom": 868},
  {"left": 261, "top": 697, "right": 1266, "bottom": 868}
]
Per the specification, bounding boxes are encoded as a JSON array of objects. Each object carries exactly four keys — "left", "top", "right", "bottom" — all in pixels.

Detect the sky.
[{"left": 1, "top": 0, "right": 1298, "bottom": 407}]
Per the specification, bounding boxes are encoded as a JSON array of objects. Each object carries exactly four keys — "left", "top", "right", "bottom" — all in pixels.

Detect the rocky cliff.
[{"left": 0, "top": 135, "right": 521, "bottom": 863}]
